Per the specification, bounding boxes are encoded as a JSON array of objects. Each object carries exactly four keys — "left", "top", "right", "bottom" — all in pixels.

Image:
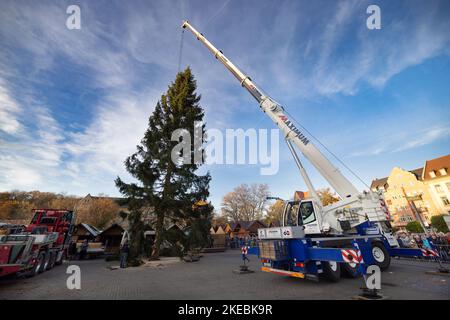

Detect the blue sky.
[{"left": 0, "top": 0, "right": 449, "bottom": 210}]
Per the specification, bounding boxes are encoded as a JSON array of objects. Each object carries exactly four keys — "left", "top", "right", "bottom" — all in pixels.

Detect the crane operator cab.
[{"left": 283, "top": 200, "right": 322, "bottom": 234}]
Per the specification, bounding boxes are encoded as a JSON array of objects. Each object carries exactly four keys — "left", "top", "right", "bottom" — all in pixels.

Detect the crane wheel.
[
  {"left": 321, "top": 261, "right": 341, "bottom": 282},
  {"left": 41, "top": 252, "right": 50, "bottom": 273},
  {"left": 371, "top": 242, "right": 391, "bottom": 271},
  {"left": 32, "top": 252, "right": 45, "bottom": 275},
  {"left": 341, "top": 262, "right": 360, "bottom": 278}
]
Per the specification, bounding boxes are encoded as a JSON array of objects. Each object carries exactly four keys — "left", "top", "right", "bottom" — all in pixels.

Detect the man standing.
[
  {"left": 120, "top": 240, "right": 129, "bottom": 268},
  {"left": 79, "top": 239, "right": 88, "bottom": 260}
]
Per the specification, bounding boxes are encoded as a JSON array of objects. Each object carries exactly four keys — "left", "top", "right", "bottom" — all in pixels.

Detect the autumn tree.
[
  {"left": 264, "top": 199, "right": 284, "bottom": 226},
  {"left": 76, "top": 197, "right": 119, "bottom": 229},
  {"left": 0, "top": 191, "right": 83, "bottom": 221},
  {"left": 0, "top": 191, "right": 120, "bottom": 229},
  {"left": 50, "top": 195, "right": 80, "bottom": 212},
  {"left": 317, "top": 188, "right": 340, "bottom": 206},
  {"left": 115, "top": 68, "right": 211, "bottom": 261}
]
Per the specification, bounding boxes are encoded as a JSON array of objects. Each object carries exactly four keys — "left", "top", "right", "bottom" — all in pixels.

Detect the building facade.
[
  {"left": 422, "top": 154, "right": 450, "bottom": 214},
  {"left": 371, "top": 167, "right": 438, "bottom": 228},
  {"left": 371, "top": 154, "right": 450, "bottom": 229}
]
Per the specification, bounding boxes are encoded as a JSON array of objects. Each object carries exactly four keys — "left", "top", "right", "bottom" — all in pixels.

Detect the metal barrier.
[
  {"left": 394, "top": 244, "right": 450, "bottom": 264},
  {"left": 434, "top": 244, "right": 450, "bottom": 262}
]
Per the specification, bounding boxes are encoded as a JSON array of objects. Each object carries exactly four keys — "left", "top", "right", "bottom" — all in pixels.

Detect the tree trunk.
[
  {"left": 151, "top": 164, "right": 173, "bottom": 259},
  {"left": 151, "top": 212, "right": 164, "bottom": 259},
  {"left": 128, "top": 210, "right": 145, "bottom": 266}
]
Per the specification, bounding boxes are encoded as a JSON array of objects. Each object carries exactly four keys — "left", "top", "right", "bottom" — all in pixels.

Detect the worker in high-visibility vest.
[{"left": 241, "top": 246, "right": 250, "bottom": 264}]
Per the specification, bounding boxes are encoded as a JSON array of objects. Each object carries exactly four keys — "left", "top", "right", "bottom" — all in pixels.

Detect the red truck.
[{"left": 0, "top": 209, "right": 75, "bottom": 278}]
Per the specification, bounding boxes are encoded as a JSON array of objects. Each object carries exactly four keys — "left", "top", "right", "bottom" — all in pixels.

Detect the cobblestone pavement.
[{"left": 0, "top": 250, "right": 449, "bottom": 300}]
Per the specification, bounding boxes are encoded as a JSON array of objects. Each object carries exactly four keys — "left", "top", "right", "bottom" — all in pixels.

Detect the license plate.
[{"left": 263, "top": 262, "right": 271, "bottom": 267}]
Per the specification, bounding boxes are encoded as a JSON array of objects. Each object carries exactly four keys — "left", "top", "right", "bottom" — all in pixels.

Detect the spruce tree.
[{"left": 115, "top": 67, "right": 211, "bottom": 260}]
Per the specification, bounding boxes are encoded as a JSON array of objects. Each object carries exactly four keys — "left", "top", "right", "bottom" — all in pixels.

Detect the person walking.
[
  {"left": 120, "top": 240, "right": 129, "bottom": 268},
  {"left": 79, "top": 239, "right": 88, "bottom": 260},
  {"left": 68, "top": 240, "right": 77, "bottom": 260}
]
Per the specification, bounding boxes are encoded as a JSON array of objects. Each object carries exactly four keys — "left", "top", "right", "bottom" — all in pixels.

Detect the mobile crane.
[
  {"left": 182, "top": 21, "right": 440, "bottom": 282},
  {"left": 0, "top": 209, "right": 75, "bottom": 278}
]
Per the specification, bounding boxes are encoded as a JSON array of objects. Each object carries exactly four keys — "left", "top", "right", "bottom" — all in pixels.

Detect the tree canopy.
[
  {"left": 115, "top": 67, "right": 212, "bottom": 260},
  {"left": 221, "top": 183, "right": 270, "bottom": 222}
]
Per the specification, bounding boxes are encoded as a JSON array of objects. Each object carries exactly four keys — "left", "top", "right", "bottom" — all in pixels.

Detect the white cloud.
[
  {"left": 0, "top": 79, "right": 22, "bottom": 134},
  {"left": 348, "top": 124, "right": 450, "bottom": 158},
  {"left": 0, "top": 156, "right": 42, "bottom": 188},
  {"left": 64, "top": 91, "right": 159, "bottom": 177},
  {"left": 394, "top": 126, "right": 450, "bottom": 152},
  {"left": 0, "top": 0, "right": 449, "bottom": 201}
]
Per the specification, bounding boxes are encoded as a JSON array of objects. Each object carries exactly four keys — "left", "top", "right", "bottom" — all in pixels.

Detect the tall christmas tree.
[{"left": 115, "top": 67, "right": 212, "bottom": 260}]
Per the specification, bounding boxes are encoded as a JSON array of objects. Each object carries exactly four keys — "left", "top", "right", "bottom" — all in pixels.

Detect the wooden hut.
[
  {"left": 100, "top": 223, "right": 126, "bottom": 255},
  {"left": 210, "top": 225, "right": 226, "bottom": 248},
  {"left": 72, "top": 223, "right": 101, "bottom": 242}
]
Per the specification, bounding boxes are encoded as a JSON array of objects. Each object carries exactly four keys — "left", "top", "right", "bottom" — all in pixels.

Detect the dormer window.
[
  {"left": 439, "top": 168, "right": 447, "bottom": 176},
  {"left": 429, "top": 171, "right": 436, "bottom": 178}
]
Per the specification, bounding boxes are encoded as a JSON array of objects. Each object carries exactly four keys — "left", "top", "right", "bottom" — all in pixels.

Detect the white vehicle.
[{"left": 181, "top": 21, "right": 443, "bottom": 278}]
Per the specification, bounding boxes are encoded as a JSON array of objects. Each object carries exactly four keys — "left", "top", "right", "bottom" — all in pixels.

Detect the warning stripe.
[
  {"left": 420, "top": 248, "right": 438, "bottom": 257},
  {"left": 357, "top": 249, "right": 364, "bottom": 263},
  {"left": 261, "top": 266, "right": 304, "bottom": 278},
  {"left": 341, "top": 249, "right": 363, "bottom": 263},
  {"left": 354, "top": 243, "right": 364, "bottom": 263}
]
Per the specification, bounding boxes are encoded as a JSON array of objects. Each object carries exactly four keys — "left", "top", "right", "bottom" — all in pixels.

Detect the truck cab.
[
  {"left": 26, "top": 209, "right": 75, "bottom": 246},
  {"left": 283, "top": 200, "right": 322, "bottom": 235}
]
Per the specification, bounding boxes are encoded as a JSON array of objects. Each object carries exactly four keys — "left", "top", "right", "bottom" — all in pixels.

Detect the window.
[
  {"left": 283, "top": 202, "right": 298, "bottom": 227},
  {"left": 429, "top": 171, "right": 436, "bottom": 178},
  {"left": 439, "top": 168, "right": 447, "bottom": 176},
  {"left": 435, "top": 184, "right": 443, "bottom": 193},
  {"left": 299, "top": 201, "right": 316, "bottom": 224},
  {"left": 442, "top": 197, "right": 450, "bottom": 206},
  {"left": 446, "top": 182, "right": 450, "bottom": 191}
]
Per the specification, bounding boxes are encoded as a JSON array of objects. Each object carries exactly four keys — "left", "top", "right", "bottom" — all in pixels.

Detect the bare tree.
[
  {"left": 221, "top": 191, "right": 241, "bottom": 222},
  {"left": 221, "top": 183, "right": 270, "bottom": 222}
]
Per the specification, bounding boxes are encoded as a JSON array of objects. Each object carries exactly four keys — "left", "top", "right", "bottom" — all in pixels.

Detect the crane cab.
[{"left": 282, "top": 200, "right": 322, "bottom": 235}]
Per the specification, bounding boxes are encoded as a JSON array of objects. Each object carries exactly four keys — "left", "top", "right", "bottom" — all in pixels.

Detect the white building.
[{"left": 422, "top": 154, "right": 450, "bottom": 214}]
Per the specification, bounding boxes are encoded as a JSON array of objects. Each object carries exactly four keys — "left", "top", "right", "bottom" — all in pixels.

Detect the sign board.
[
  {"left": 280, "top": 226, "right": 305, "bottom": 239},
  {"left": 265, "top": 227, "right": 283, "bottom": 239},
  {"left": 258, "top": 226, "right": 305, "bottom": 239},
  {"left": 257, "top": 228, "right": 266, "bottom": 239}
]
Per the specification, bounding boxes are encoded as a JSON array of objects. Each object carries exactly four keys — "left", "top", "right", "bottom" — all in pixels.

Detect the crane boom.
[{"left": 182, "top": 21, "right": 359, "bottom": 199}]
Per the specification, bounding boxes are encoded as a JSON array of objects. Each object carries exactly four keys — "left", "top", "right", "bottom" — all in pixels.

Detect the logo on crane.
[{"left": 278, "top": 115, "right": 309, "bottom": 146}]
